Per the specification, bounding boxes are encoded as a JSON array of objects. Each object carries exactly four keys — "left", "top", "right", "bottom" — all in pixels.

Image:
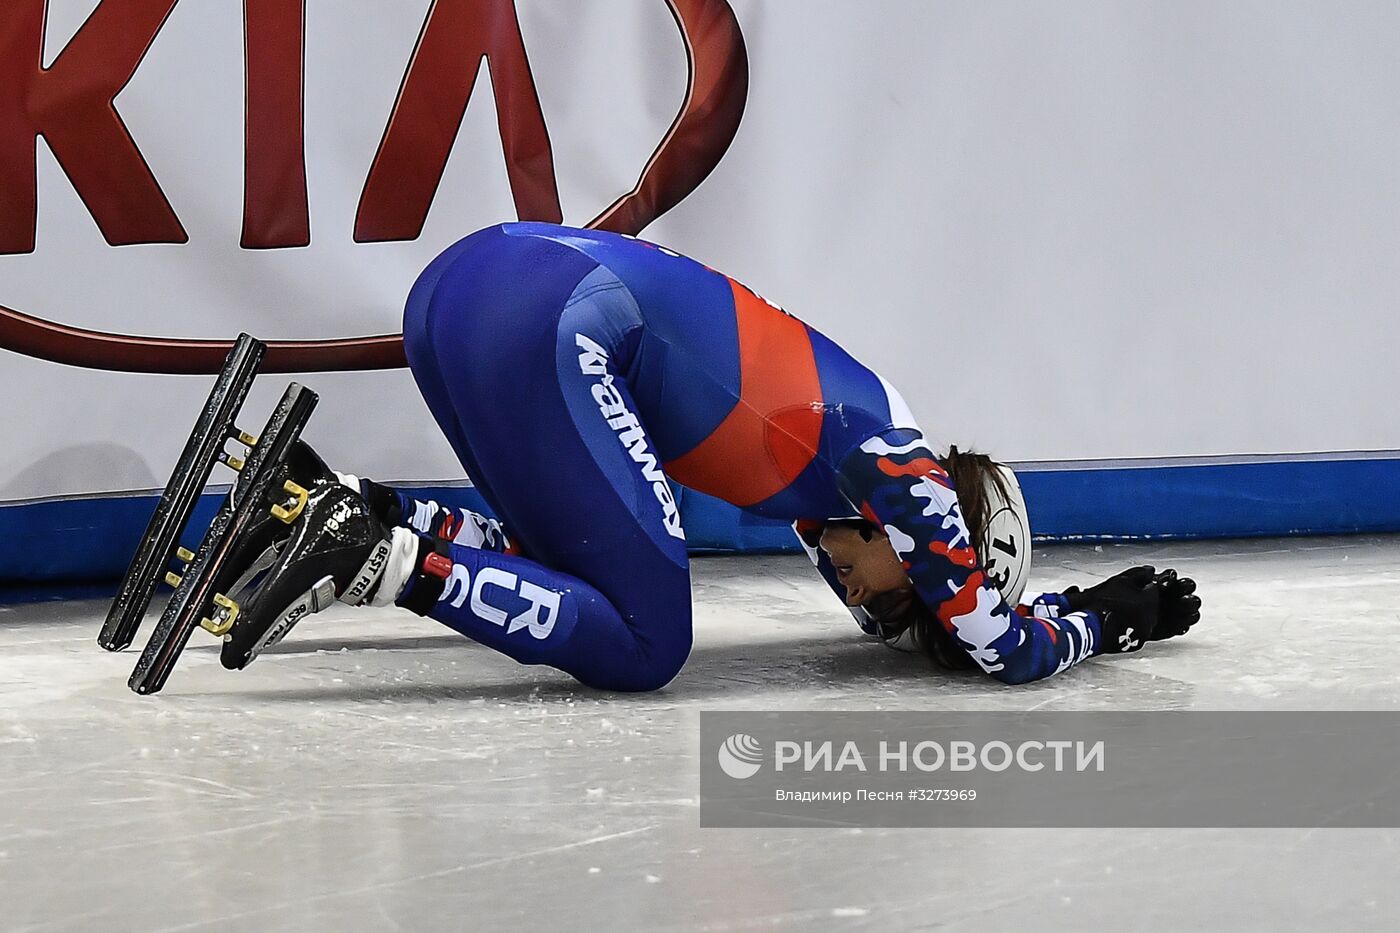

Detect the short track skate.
[{"left": 98, "top": 334, "right": 320, "bottom": 695}]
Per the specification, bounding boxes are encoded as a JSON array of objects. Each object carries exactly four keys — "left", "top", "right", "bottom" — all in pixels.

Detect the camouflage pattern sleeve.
[{"left": 835, "top": 429, "right": 1104, "bottom": 684}]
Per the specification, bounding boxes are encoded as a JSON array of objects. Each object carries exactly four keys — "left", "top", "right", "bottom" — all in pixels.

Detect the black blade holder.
[
  {"left": 98, "top": 334, "right": 321, "bottom": 695},
  {"left": 128, "top": 381, "right": 317, "bottom": 695},
  {"left": 99, "top": 334, "right": 266, "bottom": 653}
]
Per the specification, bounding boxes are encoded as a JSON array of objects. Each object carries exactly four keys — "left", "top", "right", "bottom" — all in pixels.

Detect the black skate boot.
[
  {"left": 220, "top": 482, "right": 393, "bottom": 670},
  {"left": 207, "top": 440, "right": 343, "bottom": 600}
]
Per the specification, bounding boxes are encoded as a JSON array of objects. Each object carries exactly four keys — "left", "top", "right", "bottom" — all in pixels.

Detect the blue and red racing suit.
[{"left": 390, "top": 223, "right": 1102, "bottom": 690}]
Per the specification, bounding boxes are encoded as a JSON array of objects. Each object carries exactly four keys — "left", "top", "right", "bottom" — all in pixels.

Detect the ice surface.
[{"left": 3, "top": 538, "right": 1400, "bottom": 931}]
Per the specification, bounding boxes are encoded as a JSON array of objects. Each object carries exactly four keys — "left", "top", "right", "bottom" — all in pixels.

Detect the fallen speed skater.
[{"left": 104, "top": 223, "right": 1201, "bottom": 694}]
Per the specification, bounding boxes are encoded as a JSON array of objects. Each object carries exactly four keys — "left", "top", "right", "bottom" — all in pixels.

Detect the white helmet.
[{"left": 977, "top": 463, "right": 1032, "bottom": 606}]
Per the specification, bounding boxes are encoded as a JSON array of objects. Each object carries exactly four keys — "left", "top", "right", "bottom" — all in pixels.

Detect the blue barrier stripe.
[
  {"left": 1020, "top": 458, "right": 1400, "bottom": 540},
  {"left": 3, "top": 455, "right": 1399, "bottom": 582}
]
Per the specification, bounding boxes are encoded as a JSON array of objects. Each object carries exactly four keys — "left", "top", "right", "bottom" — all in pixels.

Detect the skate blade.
[
  {"left": 100, "top": 334, "right": 265, "bottom": 653},
  {"left": 128, "top": 381, "right": 319, "bottom": 694},
  {"left": 247, "top": 575, "right": 338, "bottom": 662}
]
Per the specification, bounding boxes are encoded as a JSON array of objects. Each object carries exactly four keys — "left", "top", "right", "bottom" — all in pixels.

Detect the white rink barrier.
[{"left": 2, "top": 2, "right": 1398, "bottom": 580}]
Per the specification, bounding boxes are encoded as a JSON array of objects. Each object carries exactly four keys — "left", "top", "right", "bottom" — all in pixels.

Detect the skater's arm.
[{"left": 835, "top": 429, "right": 1104, "bottom": 685}]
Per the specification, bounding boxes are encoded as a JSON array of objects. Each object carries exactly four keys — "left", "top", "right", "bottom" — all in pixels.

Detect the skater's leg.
[
  {"left": 399, "top": 541, "right": 683, "bottom": 692},
  {"left": 396, "top": 236, "right": 693, "bottom": 691},
  {"left": 402, "top": 228, "right": 513, "bottom": 517},
  {"left": 360, "top": 481, "right": 515, "bottom": 553},
  {"left": 391, "top": 228, "right": 531, "bottom": 552}
]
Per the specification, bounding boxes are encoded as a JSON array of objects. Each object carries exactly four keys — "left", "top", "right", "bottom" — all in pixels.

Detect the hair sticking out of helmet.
[{"left": 941, "top": 447, "right": 1032, "bottom": 605}]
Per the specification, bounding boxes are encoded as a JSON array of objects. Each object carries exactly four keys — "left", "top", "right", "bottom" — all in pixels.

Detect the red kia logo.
[{"left": 0, "top": 0, "right": 747, "bottom": 373}]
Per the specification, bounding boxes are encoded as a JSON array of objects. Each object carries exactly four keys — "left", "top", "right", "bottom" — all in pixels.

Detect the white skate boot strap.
[
  {"left": 337, "top": 526, "right": 420, "bottom": 608},
  {"left": 339, "top": 536, "right": 393, "bottom": 606}
]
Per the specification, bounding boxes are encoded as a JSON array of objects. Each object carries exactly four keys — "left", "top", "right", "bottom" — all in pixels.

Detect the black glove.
[
  {"left": 1063, "top": 565, "right": 1161, "bottom": 654},
  {"left": 1151, "top": 568, "right": 1201, "bottom": 640}
]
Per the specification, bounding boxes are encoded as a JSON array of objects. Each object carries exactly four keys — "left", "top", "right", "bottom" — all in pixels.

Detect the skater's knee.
[
  {"left": 633, "top": 618, "right": 692, "bottom": 691},
  {"left": 625, "top": 649, "right": 689, "bottom": 692},
  {"left": 577, "top": 626, "right": 692, "bottom": 693},
  {"left": 582, "top": 663, "right": 681, "bottom": 693}
]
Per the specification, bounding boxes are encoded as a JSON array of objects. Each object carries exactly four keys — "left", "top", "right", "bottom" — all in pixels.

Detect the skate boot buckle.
[
  {"left": 271, "top": 480, "right": 309, "bottom": 524},
  {"left": 200, "top": 593, "right": 240, "bottom": 637}
]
